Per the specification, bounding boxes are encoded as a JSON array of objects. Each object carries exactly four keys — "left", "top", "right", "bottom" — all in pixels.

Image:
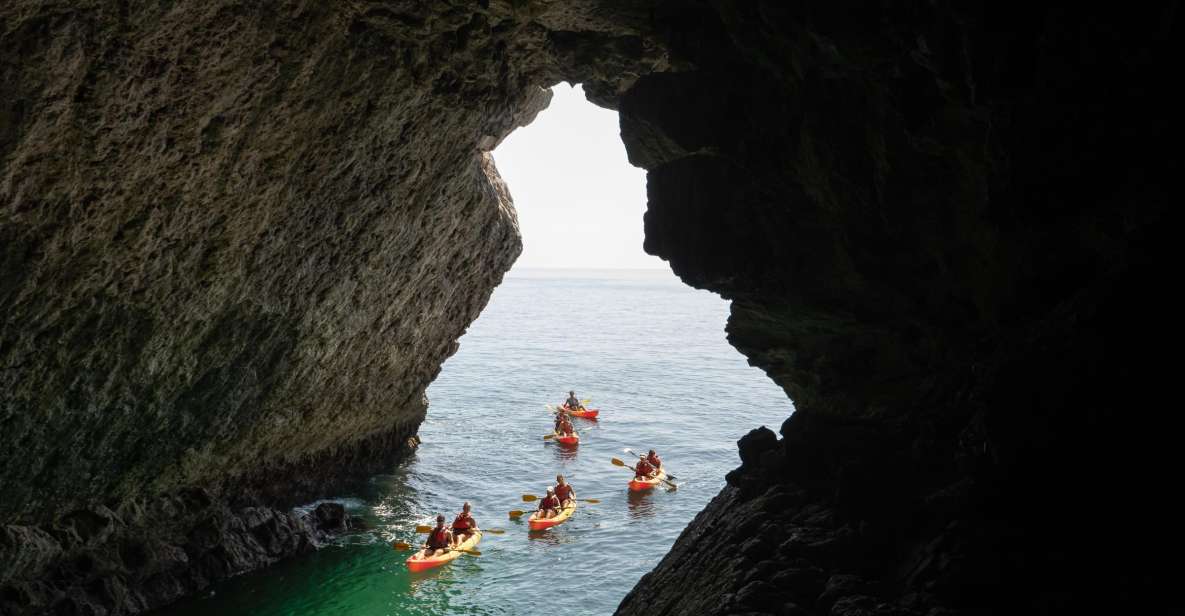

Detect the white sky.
[{"left": 493, "top": 83, "right": 666, "bottom": 270}]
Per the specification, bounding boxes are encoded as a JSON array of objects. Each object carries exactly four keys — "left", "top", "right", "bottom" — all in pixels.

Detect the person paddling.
[
  {"left": 555, "top": 413, "right": 575, "bottom": 436},
  {"left": 451, "top": 502, "right": 478, "bottom": 546},
  {"left": 537, "top": 487, "right": 561, "bottom": 519},
  {"left": 646, "top": 449, "right": 662, "bottom": 470},
  {"left": 634, "top": 454, "right": 657, "bottom": 479},
  {"left": 554, "top": 474, "right": 576, "bottom": 507},
  {"left": 564, "top": 390, "right": 584, "bottom": 411},
  {"left": 422, "top": 514, "right": 454, "bottom": 557}
]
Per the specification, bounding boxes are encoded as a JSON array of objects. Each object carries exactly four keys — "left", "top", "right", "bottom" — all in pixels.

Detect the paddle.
[
  {"left": 611, "top": 457, "right": 678, "bottom": 489},
  {"left": 508, "top": 510, "right": 526, "bottom": 518},
  {"left": 520, "top": 494, "right": 600, "bottom": 504},
  {"left": 391, "top": 541, "right": 481, "bottom": 556},
  {"left": 543, "top": 426, "right": 578, "bottom": 440},
  {"left": 624, "top": 448, "right": 678, "bottom": 480},
  {"left": 415, "top": 525, "right": 504, "bottom": 534}
]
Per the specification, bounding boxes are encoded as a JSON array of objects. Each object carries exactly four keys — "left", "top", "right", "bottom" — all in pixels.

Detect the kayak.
[
  {"left": 554, "top": 431, "right": 579, "bottom": 446},
  {"left": 561, "top": 405, "right": 599, "bottom": 419},
  {"left": 528, "top": 501, "right": 576, "bottom": 530},
  {"left": 405, "top": 530, "right": 483, "bottom": 572},
  {"left": 629, "top": 468, "right": 667, "bottom": 491}
]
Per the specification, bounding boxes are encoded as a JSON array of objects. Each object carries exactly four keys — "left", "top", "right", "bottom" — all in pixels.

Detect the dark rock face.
[
  {"left": 616, "top": 3, "right": 1175, "bottom": 615},
  {"left": 0, "top": 491, "right": 358, "bottom": 616},
  {"left": 1, "top": 0, "right": 1175, "bottom": 614}
]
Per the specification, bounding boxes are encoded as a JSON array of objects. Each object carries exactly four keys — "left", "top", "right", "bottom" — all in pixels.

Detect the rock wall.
[
  {"left": 0, "top": 1, "right": 664, "bottom": 613},
  {"left": 615, "top": 3, "right": 1175, "bottom": 615},
  {"left": 1, "top": 1, "right": 1175, "bottom": 614}
]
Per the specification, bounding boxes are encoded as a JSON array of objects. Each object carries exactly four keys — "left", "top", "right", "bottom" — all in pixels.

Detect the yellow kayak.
[
  {"left": 527, "top": 501, "right": 576, "bottom": 530},
  {"left": 405, "top": 530, "right": 482, "bottom": 572}
]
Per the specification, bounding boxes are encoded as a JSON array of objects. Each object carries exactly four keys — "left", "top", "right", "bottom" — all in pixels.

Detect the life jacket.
[
  {"left": 648, "top": 453, "right": 662, "bottom": 468},
  {"left": 428, "top": 526, "right": 449, "bottom": 549},
  {"left": 558, "top": 420, "right": 573, "bottom": 435},
  {"left": 452, "top": 514, "right": 473, "bottom": 531},
  {"left": 636, "top": 459, "right": 654, "bottom": 477},
  {"left": 540, "top": 494, "right": 560, "bottom": 510},
  {"left": 555, "top": 483, "right": 573, "bottom": 501}
]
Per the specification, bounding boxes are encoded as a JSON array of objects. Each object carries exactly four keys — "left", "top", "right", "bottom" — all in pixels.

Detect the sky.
[{"left": 492, "top": 83, "right": 666, "bottom": 270}]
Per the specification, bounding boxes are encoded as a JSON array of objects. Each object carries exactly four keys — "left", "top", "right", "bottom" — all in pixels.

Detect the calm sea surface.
[{"left": 169, "top": 268, "right": 792, "bottom": 615}]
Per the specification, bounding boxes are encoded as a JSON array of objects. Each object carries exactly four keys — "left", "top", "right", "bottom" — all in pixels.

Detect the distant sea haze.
[{"left": 168, "top": 269, "right": 792, "bottom": 615}]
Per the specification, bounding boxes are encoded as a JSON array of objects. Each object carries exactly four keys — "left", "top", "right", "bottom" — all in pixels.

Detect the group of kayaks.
[{"left": 399, "top": 396, "right": 674, "bottom": 572}]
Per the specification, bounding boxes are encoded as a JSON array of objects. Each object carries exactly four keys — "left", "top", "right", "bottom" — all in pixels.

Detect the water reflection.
[
  {"left": 626, "top": 490, "right": 657, "bottom": 520},
  {"left": 527, "top": 529, "right": 575, "bottom": 545},
  {"left": 549, "top": 442, "right": 579, "bottom": 462}
]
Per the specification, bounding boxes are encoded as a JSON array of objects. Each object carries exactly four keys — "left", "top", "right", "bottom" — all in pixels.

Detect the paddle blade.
[
  {"left": 484, "top": 528, "right": 505, "bottom": 534},
  {"left": 508, "top": 510, "right": 525, "bottom": 518},
  {"left": 462, "top": 549, "right": 481, "bottom": 556},
  {"left": 543, "top": 433, "right": 555, "bottom": 440},
  {"left": 415, "top": 525, "right": 432, "bottom": 533},
  {"left": 581, "top": 399, "right": 591, "bottom": 404},
  {"left": 581, "top": 498, "right": 600, "bottom": 504},
  {"left": 611, "top": 457, "right": 627, "bottom": 467},
  {"left": 392, "top": 541, "right": 413, "bottom": 551},
  {"left": 521, "top": 494, "right": 538, "bottom": 502}
]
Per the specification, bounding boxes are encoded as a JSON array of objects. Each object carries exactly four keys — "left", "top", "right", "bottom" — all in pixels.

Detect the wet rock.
[{"left": 311, "top": 503, "right": 349, "bottom": 534}]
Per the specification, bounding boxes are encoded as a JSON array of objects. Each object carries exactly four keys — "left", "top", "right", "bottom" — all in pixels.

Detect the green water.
[{"left": 168, "top": 269, "right": 792, "bottom": 615}]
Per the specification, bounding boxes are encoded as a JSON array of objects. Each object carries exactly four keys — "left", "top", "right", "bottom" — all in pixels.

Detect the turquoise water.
[{"left": 169, "top": 268, "right": 792, "bottom": 615}]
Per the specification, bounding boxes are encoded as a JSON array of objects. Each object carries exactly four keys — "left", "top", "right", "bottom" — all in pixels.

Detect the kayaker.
[
  {"left": 634, "top": 454, "right": 657, "bottom": 479},
  {"left": 554, "top": 474, "right": 576, "bottom": 507},
  {"left": 564, "top": 390, "right": 583, "bottom": 411},
  {"left": 553, "top": 408, "right": 569, "bottom": 432},
  {"left": 537, "top": 487, "right": 561, "bottom": 519},
  {"left": 647, "top": 449, "right": 662, "bottom": 470},
  {"left": 555, "top": 415, "right": 575, "bottom": 436},
  {"left": 422, "top": 514, "right": 453, "bottom": 557},
  {"left": 451, "top": 502, "right": 478, "bottom": 545}
]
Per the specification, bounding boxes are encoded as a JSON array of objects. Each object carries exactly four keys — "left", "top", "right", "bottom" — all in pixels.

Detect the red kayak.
[
  {"left": 561, "top": 404, "right": 599, "bottom": 419},
  {"left": 553, "top": 431, "right": 580, "bottom": 446}
]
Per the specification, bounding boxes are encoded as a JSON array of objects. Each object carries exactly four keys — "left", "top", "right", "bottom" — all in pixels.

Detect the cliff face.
[
  {"left": 615, "top": 3, "right": 1175, "bottom": 615},
  {"left": 1, "top": 1, "right": 1175, "bottom": 615},
  {"left": 0, "top": 1, "right": 664, "bottom": 613}
]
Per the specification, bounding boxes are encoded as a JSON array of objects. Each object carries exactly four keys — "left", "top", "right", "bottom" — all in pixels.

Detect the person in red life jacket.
[
  {"left": 537, "top": 486, "right": 561, "bottom": 519},
  {"left": 634, "top": 454, "right": 657, "bottom": 479},
  {"left": 553, "top": 408, "right": 569, "bottom": 433},
  {"left": 451, "top": 502, "right": 478, "bottom": 546},
  {"left": 422, "top": 514, "right": 453, "bottom": 557},
  {"left": 647, "top": 449, "right": 662, "bottom": 470},
  {"left": 554, "top": 474, "right": 576, "bottom": 507},
  {"left": 555, "top": 414, "right": 575, "bottom": 436}
]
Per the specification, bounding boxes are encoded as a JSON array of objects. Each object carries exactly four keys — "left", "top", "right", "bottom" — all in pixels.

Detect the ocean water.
[{"left": 168, "top": 268, "right": 792, "bottom": 615}]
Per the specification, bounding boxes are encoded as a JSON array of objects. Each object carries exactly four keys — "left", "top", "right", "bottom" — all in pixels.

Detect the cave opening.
[{"left": 161, "top": 82, "right": 797, "bottom": 615}]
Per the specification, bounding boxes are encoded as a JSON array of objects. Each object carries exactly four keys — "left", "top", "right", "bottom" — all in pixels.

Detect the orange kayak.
[
  {"left": 528, "top": 502, "right": 576, "bottom": 530},
  {"left": 554, "top": 431, "right": 579, "bottom": 446},
  {"left": 405, "top": 530, "right": 482, "bottom": 572},
  {"left": 629, "top": 468, "right": 666, "bottom": 491},
  {"left": 562, "top": 405, "right": 599, "bottom": 419}
]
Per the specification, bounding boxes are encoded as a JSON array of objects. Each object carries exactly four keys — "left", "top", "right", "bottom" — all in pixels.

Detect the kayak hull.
[
  {"left": 629, "top": 468, "right": 666, "bottom": 491},
  {"left": 405, "top": 530, "right": 482, "bottom": 572},
  {"left": 527, "top": 502, "right": 576, "bottom": 530},
  {"left": 554, "top": 432, "right": 579, "bottom": 446},
  {"left": 562, "top": 405, "right": 599, "bottom": 419}
]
